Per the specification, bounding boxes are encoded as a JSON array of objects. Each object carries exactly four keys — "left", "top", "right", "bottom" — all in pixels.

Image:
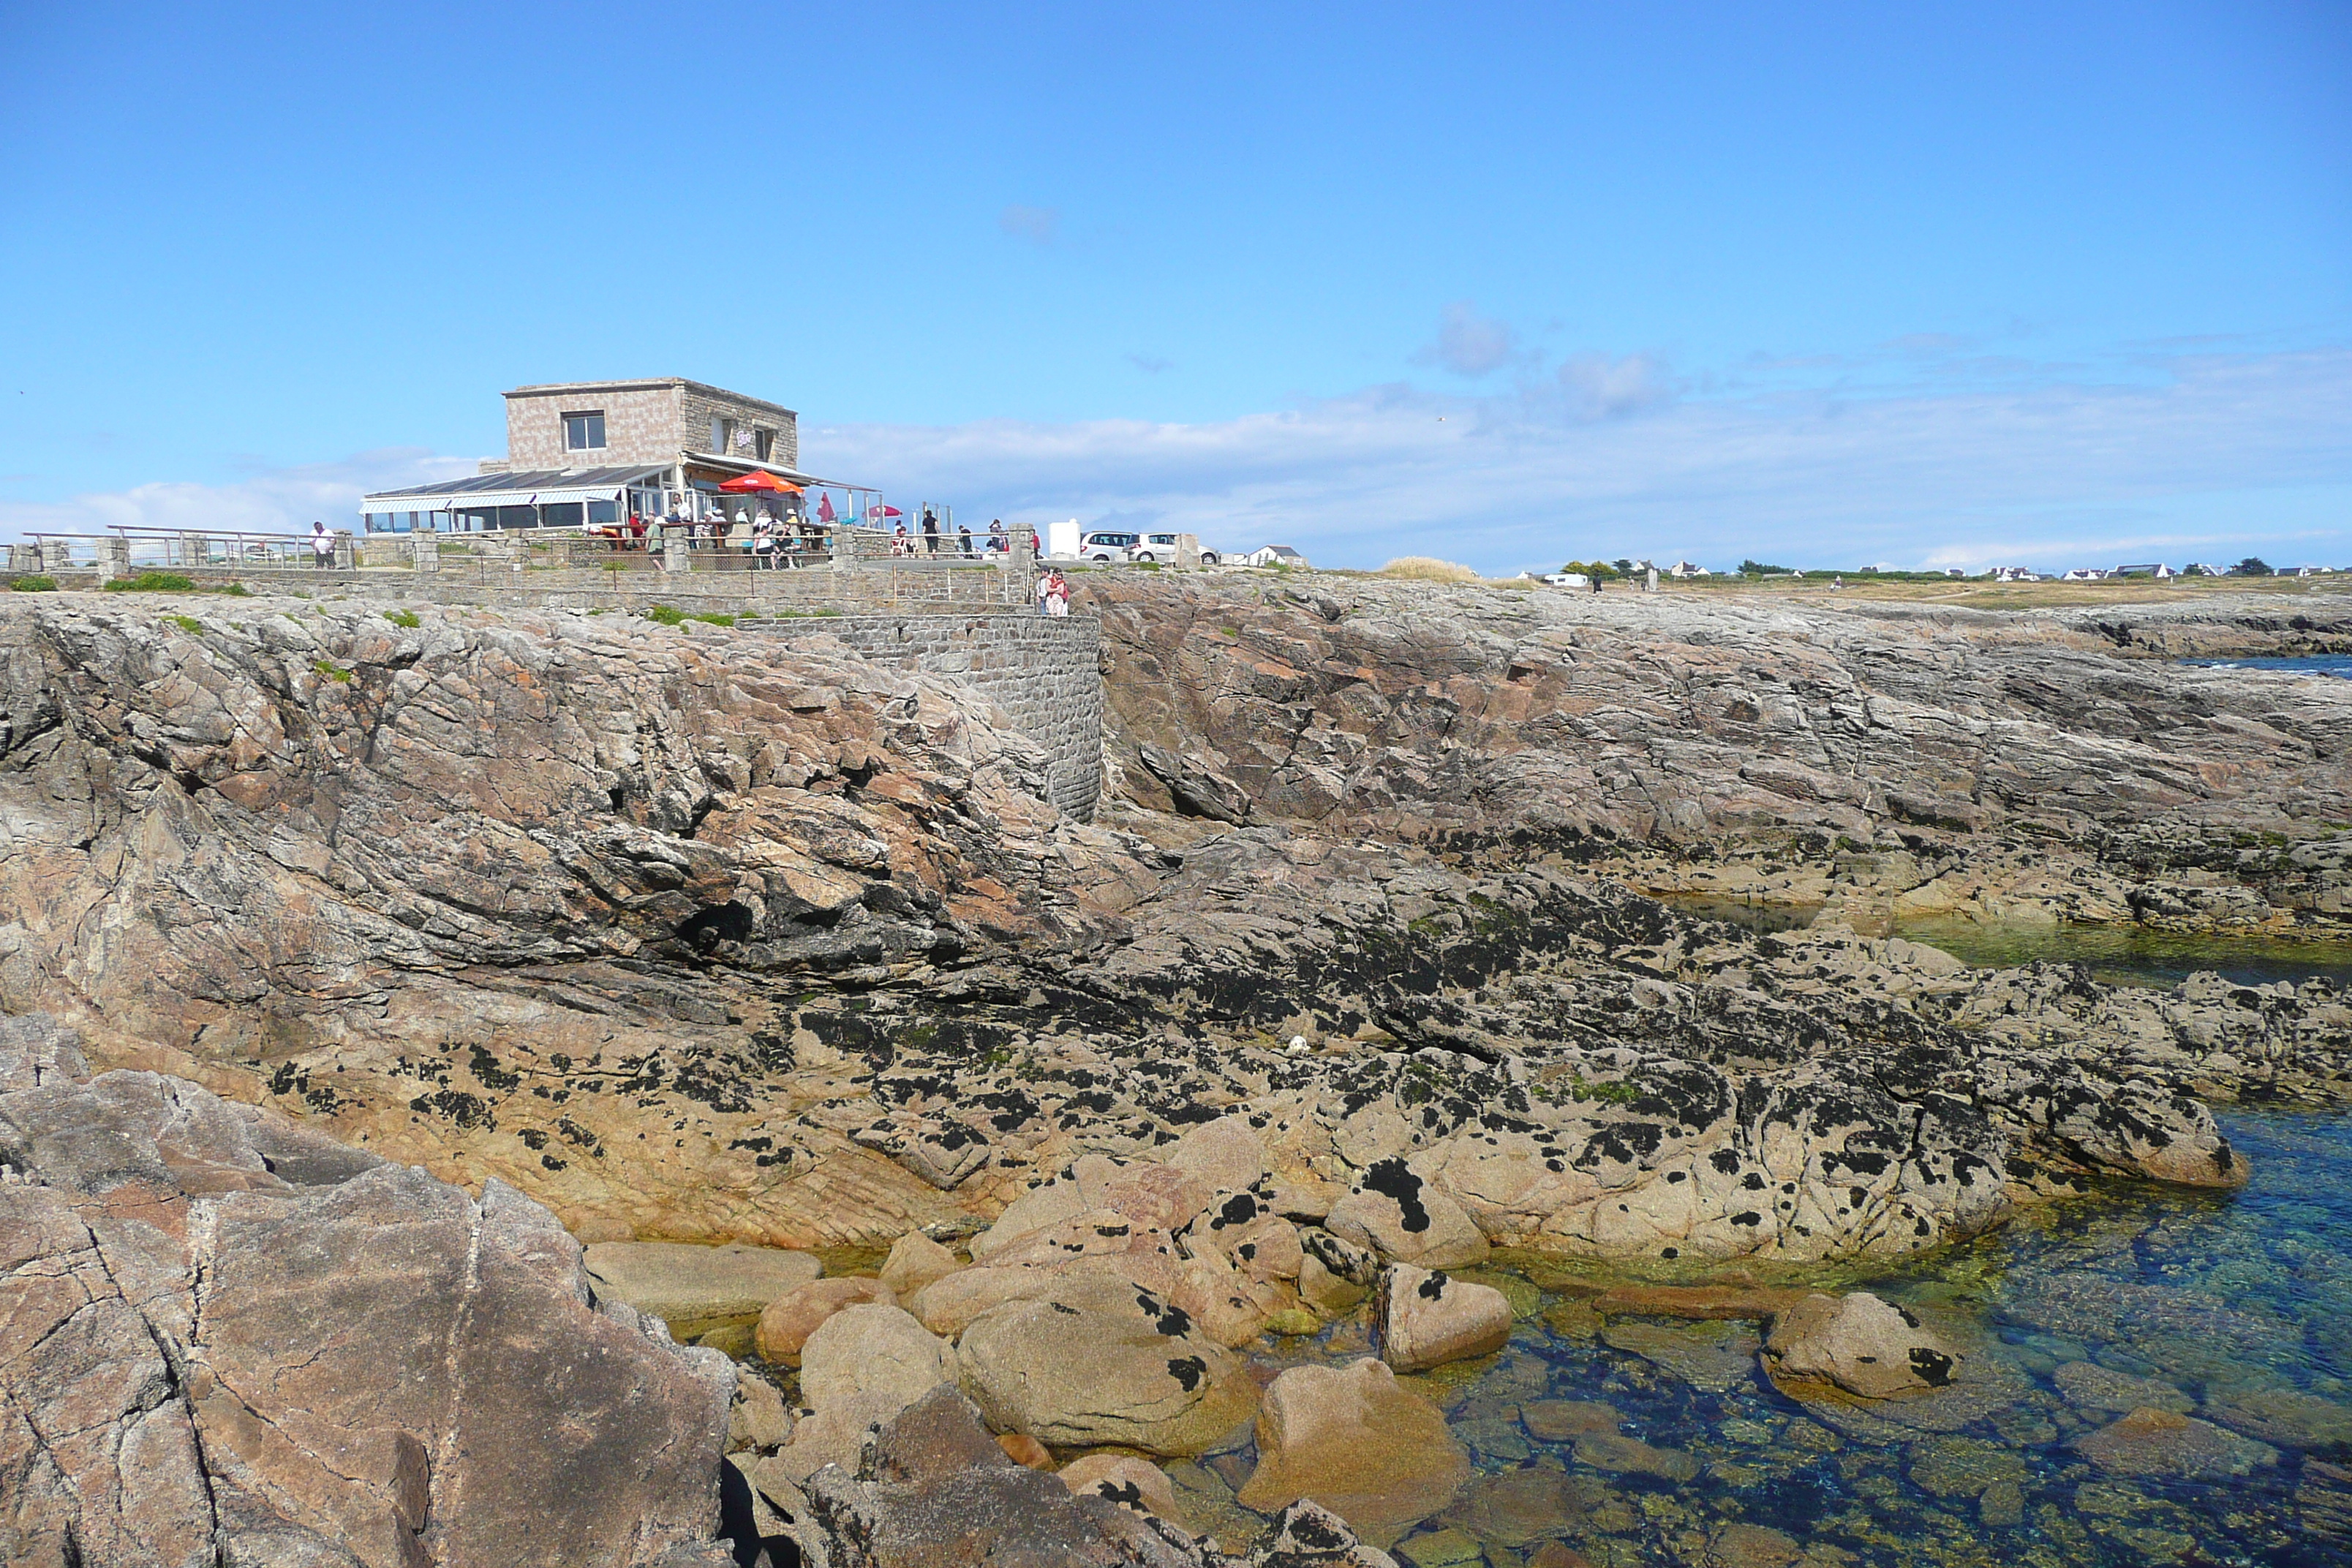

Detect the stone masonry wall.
[
  {"left": 679, "top": 386, "right": 798, "bottom": 470},
  {"left": 745, "top": 613, "right": 1102, "bottom": 821},
  {"left": 501, "top": 381, "right": 800, "bottom": 471},
  {"left": 505, "top": 385, "right": 682, "bottom": 470}
]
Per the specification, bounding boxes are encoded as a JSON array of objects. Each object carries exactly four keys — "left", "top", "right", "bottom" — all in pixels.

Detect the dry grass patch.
[{"left": 1380, "top": 557, "right": 1481, "bottom": 582}]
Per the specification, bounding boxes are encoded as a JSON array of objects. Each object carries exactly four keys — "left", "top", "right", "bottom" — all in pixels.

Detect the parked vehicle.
[
  {"left": 1080, "top": 529, "right": 1141, "bottom": 562},
  {"left": 1133, "top": 532, "right": 1221, "bottom": 565}
]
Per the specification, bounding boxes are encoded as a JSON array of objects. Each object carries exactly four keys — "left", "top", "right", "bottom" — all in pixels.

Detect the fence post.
[
  {"left": 410, "top": 534, "right": 439, "bottom": 572},
  {"left": 332, "top": 530, "right": 355, "bottom": 570},
  {"left": 664, "top": 537, "right": 688, "bottom": 574},
  {"left": 99, "top": 538, "right": 130, "bottom": 580}
]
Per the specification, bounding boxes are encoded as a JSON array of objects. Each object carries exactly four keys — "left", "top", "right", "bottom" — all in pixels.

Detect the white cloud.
[
  {"left": 806, "top": 347, "right": 2352, "bottom": 572},
  {"left": 997, "top": 204, "right": 1059, "bottom": 246},
  {"left": 0, "top": 450, "right": 477, "bottom": 540},
  {"left": 1415, "top": 302, "right": 1523, "bottom": 378},
  {"left": 1555, "top": 352, "right": 1676, "bottom": 419},
  {"left": 10, "top": 349, "right": 2348, "bottom": 577}
]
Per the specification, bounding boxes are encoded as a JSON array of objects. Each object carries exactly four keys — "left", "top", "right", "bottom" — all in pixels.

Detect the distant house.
[
  {"left": 1667, "top": 560, "right": 1711, "bottom": 578},
  {"left": 1992, "top": 566, "right": 2042, "bottom": 582},
  {"left": 1245, "top": 545, "right": 1311, "bottom": 568},
  {"left": 2060, "top": 568, "right": 2108, "bottom": 581},
  {"left": 2112, "top": 563, "right": 2174, "bottom": 579},
  {"left": 2182, "top": 563, "right": 2224, "bottom": 576}
]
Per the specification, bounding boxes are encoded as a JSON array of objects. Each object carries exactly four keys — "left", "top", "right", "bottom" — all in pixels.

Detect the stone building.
[{"left": 360, "top": 378, "right": 857, "bottom": 535}]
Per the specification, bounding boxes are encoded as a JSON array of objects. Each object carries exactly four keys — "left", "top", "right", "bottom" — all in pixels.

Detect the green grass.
[
  {"left": 382, "top": 608, "right": 421, "bottom": 629},
  {"left": 313, "top": 660, "right": 353, "bottom": 683},
  {"left": 166, "top": 614, "right": 203, "bottom": 634},
  {"left": 9, "top": 576, "right": 56, "bottom": 592},
  {"left": 96, "top": 571, "right": 248, "bottom": 597},
  {"left": 647, "top": 604, "right": 735, "bottom": 627}
]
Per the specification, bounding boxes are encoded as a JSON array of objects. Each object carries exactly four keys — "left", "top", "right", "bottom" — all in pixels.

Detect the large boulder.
[
  {"left": 776, "top": 1303, "right": 957, "bottom": 1481},
  {"left": 1374, "top": 1265, "right": 1512, "bottom": 1373},
  {"left": 1183, "top": 1186, "right": 1304, "bottom": 1284},
  {"left": 800, "top": 1385, "right": 1224, "bottom": 1568},
  {"left": 753, "top": 1275, "right": 897, "bottom": 1365},
  {"left": 1251, "top": 1500, "right": 1404, "bottom": 1568},
  {"left": 1760, "top": 1292, "right": 1963, "bottom": 1399},
  {"left": 878, "top": 1230, "right": 961, "bottom": 1297},
  {"left": 582, "top": 1240, "right": 821, "bottom": 1339},
  {"left": 1324, "top": 1159, "right": 1488, "bottom": 1270},
  {"left": 957, "top": 1275, "right": 1257, "bottom": 1455},
  {"left": 1237, "top": 1359, "right": 1470, "bottom": 1548},
  {"left": 905, "top": 1208, "right": 1193, "bottom": 1338},
  {"left": 1060, "top": 1453, "right": 1180, "bottom": 1519},
  {"left": 0, "top": 1050, "right": 736, "bottom": 1568}
]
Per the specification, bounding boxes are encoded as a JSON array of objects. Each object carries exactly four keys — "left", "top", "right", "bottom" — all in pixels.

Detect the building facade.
[
  {"left": 492, "top": 379, "right": 799, "bottom": 475},
  {"left": 361, "top": 379, "right": 845, "bottom": 535}
]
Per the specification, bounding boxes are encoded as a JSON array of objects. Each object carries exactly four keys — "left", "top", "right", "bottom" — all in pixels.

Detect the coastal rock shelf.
[
  {"left": 0, "top": 589, "right": 2345, "bottom": 1264},
  {"left": 4, "top": 578, "right": 2352, "bottom": 1564}
]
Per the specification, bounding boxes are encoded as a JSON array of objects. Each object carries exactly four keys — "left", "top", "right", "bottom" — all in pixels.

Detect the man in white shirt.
[{"left": 309, "top": 521, "right": 334, "bottom": 568}]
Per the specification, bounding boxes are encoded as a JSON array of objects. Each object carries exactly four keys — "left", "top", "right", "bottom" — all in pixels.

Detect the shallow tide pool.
[{"left": 1195, "top": 1110, "right": 2352, "bottom": 1567}]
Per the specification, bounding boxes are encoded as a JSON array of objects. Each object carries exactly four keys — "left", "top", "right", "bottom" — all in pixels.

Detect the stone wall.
[
  {"left": 679, "top": 385, "right": 797, "bottom": 470},
  {"left": 505, "top": 384, "right": 682, "bottom": 469},
  {"left": 500, "top": 380, "right": 800, "bottom": 472},
  {"left": 744, "top": 613, "right": 1103, "bottom": 820}
]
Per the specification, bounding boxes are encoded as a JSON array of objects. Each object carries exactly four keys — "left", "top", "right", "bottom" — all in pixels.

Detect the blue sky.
[{"left": 1, "top": 1, "right": 2346, "bottom": 572}]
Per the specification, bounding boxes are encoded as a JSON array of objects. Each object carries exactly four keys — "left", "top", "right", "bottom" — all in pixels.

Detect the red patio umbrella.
[{"left": 717, "top": 472, "right": 802, "bottom": 494}]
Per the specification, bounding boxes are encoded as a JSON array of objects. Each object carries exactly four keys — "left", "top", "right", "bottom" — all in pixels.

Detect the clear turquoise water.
[{"left": 1198, "top": 1110, "right": 2352, "bottom": 1566}]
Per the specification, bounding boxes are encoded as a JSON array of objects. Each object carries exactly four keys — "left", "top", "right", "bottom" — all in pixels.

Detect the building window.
[
  {"left": 711, "top": 415, "right": 732, "bottom": 453},
  {"left": 754, "top": 429, "right": 772, "bottom": 461},
  {"left": 564, "top": 411, "right": 606, "bottom": 451}
]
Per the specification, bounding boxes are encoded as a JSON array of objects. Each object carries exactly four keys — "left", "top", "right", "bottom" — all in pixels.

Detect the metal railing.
[{"left": 7, "top": 521, "right": 1042, "bottom": 608}]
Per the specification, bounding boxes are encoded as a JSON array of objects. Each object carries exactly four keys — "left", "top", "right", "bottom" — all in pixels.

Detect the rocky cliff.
[
  {"left": 0, "top": 589, "right": 2342, "bottom": 1265},
  {"left": 7, "top": 581, "right": 2352, "bottom": 1563},
  {"left": 1085, "top": 577, "right": 2352, "bottom": 932}
]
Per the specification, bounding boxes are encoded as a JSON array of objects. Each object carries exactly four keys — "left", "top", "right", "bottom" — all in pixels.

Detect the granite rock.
[{"left": 1374, "top": 1266, "right": 1512, "bottom": 1373}]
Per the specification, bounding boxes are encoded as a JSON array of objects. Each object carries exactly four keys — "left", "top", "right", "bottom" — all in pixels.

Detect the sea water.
[{"left": 1199, "top": 1110, "right": 2352, "bottom": 1566}]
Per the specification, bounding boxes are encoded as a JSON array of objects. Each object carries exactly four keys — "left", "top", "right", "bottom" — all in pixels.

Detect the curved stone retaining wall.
[{"left": 745, "top": 611, "right": 1104, "bottom": 821}]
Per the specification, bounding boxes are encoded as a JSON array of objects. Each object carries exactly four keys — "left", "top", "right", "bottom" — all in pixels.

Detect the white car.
[
  {"left": 1080, "top": 529, "right": 1140, "bottom": 562},
  {"left": 1133, "top": 532, "right": 1221, "bottom": 565}
]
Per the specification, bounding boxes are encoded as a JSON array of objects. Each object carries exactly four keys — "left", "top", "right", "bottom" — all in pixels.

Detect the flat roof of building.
[
  {"left": 503, "top": 377, "right": 796, "bottom": 418},
  {"left": 363, "top": 465, "right": 670, "bottom": 505}
]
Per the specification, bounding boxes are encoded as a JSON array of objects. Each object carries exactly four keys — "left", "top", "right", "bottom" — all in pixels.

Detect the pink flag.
[{"left": 817, "top": 491, "right": 836, "bottom": 524}]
